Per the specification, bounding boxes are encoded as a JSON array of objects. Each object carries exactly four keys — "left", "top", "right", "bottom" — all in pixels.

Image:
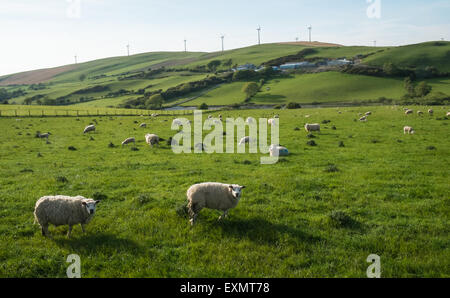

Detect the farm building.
[
  {"left": 235, "top": 63, "right": 257, "bottom": 71},
  {"left": 327, "top": 59, "right": 352, "bottom": 66},
  {"left": 280, "top": 62, "right": 316, "bottom": 70}
]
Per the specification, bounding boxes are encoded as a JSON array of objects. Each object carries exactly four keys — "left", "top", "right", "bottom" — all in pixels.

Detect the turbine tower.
[
  {"left": 307, "top": 25, "right": 312, "bottom": 43},
  {"left": 257, "top": 26, "right": 261, "bottom": 45},
  {"left": 127, "top": 44, "right": 130, "bottom": 56},
  {"left": 221, "top": 35, "right": 225, "bottom": 52},
  {"left": 184, "top": 39, "right": 187, "bottom": 53},
  {"left": 74, "top": 55, "right": 78, "bottom": 64},
  {"left": 373, "top": 40, "right": 377, "bottom": 47}
]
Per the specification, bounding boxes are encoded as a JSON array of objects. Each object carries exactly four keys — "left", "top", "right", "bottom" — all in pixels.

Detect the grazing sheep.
[
  {"left": 139, "top": 123, "right": 147, "bottom": 128},
  {"left": 186, "top": 183, "right": 246, "bottom": 225},
  {"left": 239, "top": 136, "right": 255, "bottom": 145},
  {"left": 122, "top": 137, "right": 136, "bottom": 146},
  {"left": 269, "top": 145, "right": 289, "bottom": 157},
  {"left": 268, "top": 118, "right": 278, "bottom": 126},
  {"left": 404, "top": 126, "right": 415, "bottom": 134},
  {"left": 145, "top": 134, "right": 160, "bottom": 147},
  {"left": 405, "top": 109, "right": 413, "bottom": 115},
  {"left": 365, "top": 112, "right": 372, "bottom": 116},
  {"left": 37, "top": 132, "right": 51, "bottom": 139},
  {"left": 305, "top": 115, "right": 311, "bottom": 118},
  {"left": 246, "top": 117, "right": 255, "bottom": 124},
  {"left": 151, "top": 113, "right": 159, "bottom": 117},
  {"left": 83, "top": 125, "right": 96, "bottom": 134},
  {"left": 428, "top": 109, "right": 434, "bottom": 115},
  {"left": 446, "top": 112, "right": 450, "bottom": 117},
  {"left": 304, "top": 123, "right": 321, "bottom": 132},
  {"left": 34, "top": 195, "right": 100, "bottom": 238},
  {"left": 359, "top": 116, "right": 367, "bottom": 122}
]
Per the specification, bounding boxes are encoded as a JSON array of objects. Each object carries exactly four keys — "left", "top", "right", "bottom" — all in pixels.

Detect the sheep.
[
  {"left": 446, "top": 112, "right": 450, "bottom": 117},
  {"left": 246, "top": 117, "right": 256, "bottom": 124},
  {"left": 83, "top": 125, "right": 96, "bottom": 134},
  {"left": 239, "top": 136, "right": 255, "bottom": 145},
  {"left": 365, "top": 111, "right": 372, "bottom": 116},
  {"left": 359, "top": 116, "right": 367, "bottom": 122},
  {"left": 122, "top": 137, "right": 136, "bottom": 146},
  {"left": 268, "top": 118, "right": 278, "bottom": 126},
  {"left": 139, "top": 123, "right": 147, "bottom": 128},
  {"left": 428, "top": 109, "right": 434, "bottom": 115},
  {"left": 36, "top": 132, "right": 51, "bottom": 139},
  {"left": 269, "top": 145, "right": 289, "bottom": 157},
  {"left": 304, "top": 123, "right": 321, "bottom": 132},
  {"left": 404, "top": 126, "right": 415, "bottom": 134},
  {"left": 151, "top": 113, "right": 159, "bottom": 117},
  {"left": 145, "top": 134, "right": 160, "bottom": 147},
  {"left": 274, "top": 115, "right": 279, "bottom": 119},
  {"left": 34, "top": 195, "right": 100, "bottom": 238},
  {"left": 405, "top": 109, "right": 413, "bottom": 115},
  {"left": 186, "top": 183, "right": 246, "bottom": 225}
]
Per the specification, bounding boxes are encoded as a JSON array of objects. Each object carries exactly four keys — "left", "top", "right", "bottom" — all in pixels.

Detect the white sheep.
[
  {"left": 239, "top": 136, "right": 255, "bottom": 145},
  {"left": 404, "top": 126, "right": 415, "bottom": 134},
  {"left": 446, "top": 112, "right": 450, "bottom": 117},
  {"left": 186, "top": 183, "right": 246, "bottom": 225},
  {"left": 269, "top": 145, "right": 289, "bottom": 157},
  {"left": 428, "top": 109, "right": 434, "bottom": 115},
  {"left": 405, "top": 109, "right": 413, "bottom": 115},
  {"left": 246, "top": 117, "right": 256, "bottom": 124},
  {"left": 304, "top": 123, "right": 321, "bottom": 132},
  {"left": 268, "top": 118, "right": 278, "bottom": 126},
  {"left": 37, "top": 132, "right": 51, "bottom": 139},
  {"left": 34, "top": 195, "right": 100, "bottom": 238},
  {"left": 365, "top": 111, "right": 372, "bottom": 116},
  {"left": 359, "top": 116, "right": 367, "bottom": 122},
  {"left": 83, "top": 125, "right": 96, "bottom": 134},
  {"left": 122, "top": 137, "right": 136, "bottom": 146},
  {"left": 145, "top": 134, "right": 160, "bottom": 147}
]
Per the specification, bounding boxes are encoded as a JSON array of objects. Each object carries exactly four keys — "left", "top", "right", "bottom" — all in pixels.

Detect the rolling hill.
[{"left": 1, "top": 41, "right": 449, "bottom": 108}]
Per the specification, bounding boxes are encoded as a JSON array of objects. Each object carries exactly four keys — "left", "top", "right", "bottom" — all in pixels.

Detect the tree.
[
  {"left": 404, "top": 77, "right": 415, "bottom": 97},
  {"left": 415, "top": 81, "right": 432, "bottom": 97},
  {"left": 242, "top": 82, "right": 260, "bottom": 101},
  {"left": 198, "top": 103, "right": 209, "bottom": 110},
  {"left": 24, "top": 97, "right": 33, "bottom": 105},
  {"left": 79, "top": 74, "right": 87, "bottom": 82},
  {"left": 383, "top": 62, "right": 399, "bottom": 76},
  {"left": 145, "top": 94, "right": 164, "bottom": 109},
  {"left": 207, "top": 60, "right": 221, "bottom": 72}
]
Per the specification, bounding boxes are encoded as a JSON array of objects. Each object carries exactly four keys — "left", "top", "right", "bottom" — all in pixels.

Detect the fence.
[{"left": 0, "top": 108, "right": 204, "bottom": 118}]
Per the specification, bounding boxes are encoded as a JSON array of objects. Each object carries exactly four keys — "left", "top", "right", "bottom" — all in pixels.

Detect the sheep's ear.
[
  {"left": 95, "top": 200, "right": 101, "bottom": 205},
  {"left": 229, "top": 185, "right": 233, "bottom": 189},
  {"left": 82, "top": 202, "right": 87, "bottom": 206},
  {"left": 241, "top": 186, "right": 246, "bottom": 189}
]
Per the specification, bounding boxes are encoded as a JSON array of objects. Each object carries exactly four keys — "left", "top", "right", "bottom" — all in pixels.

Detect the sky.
[{"left": 0, "top": 0, "right": 449, "bottom": 76}]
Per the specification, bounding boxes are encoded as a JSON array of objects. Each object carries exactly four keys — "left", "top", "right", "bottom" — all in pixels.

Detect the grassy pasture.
[{"left": 0, "top": 105, "right": 449, "bottom": 277}]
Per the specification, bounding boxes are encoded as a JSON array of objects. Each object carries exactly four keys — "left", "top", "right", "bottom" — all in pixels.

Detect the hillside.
[{"left": 1, "top": 41, "right": 449, "bottom": 108}]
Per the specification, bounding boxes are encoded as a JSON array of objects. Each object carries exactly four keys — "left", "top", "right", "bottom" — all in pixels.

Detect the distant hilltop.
[{"left": 278, "top": 41, "right": 343, "bottom": 47}]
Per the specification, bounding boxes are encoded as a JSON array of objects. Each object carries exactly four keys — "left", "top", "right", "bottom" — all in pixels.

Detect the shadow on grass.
[
  {"left": 53, "top": 233, "right": 142, "bottom": 255},
  {"left": 210, "top": 217, "right": 321, "bottom": 245}
]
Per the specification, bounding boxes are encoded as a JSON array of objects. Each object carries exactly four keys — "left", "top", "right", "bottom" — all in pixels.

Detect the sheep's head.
[
  {"left": 82, "top": 200, "right": 100, "bottom": 215},
  {"left": 228, "top": 185, "right": 246, "bottom": 199}
]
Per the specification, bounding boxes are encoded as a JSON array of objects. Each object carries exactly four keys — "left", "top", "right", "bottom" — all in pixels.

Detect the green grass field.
[{"left": 0, "top": 105, "right": 449, "bottom": 277}]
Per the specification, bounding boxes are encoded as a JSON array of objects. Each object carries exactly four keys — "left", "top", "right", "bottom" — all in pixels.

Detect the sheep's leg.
[
  {"left": 218, "top": 210, "right": 228, "bottom": 221},
  {"left": 41, "top": 224, "right": 49, "bottom": 237},
  {"left": 67, "top": 225, "right": 72, "bottom": 238},
  {"left": 81, "top": 224, "right": 86, "bottom": 233}
]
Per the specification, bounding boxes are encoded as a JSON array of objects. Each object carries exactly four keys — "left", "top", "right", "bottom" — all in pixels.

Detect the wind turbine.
[
  {"left": 184, "top": 39, "right": 187, "bottom": 53},
  {"left": 373, "top": 40, "right": 377, "bottom": 47},
  {"left": 221, "top": 35, "right": 225, "bottom": 52},
  {"left": 127, "top": 44, "right": 130, "bottom": 56},
  {"left": 74, "top": 55, "right": 78, "bottom": 64},
  {"left": 307, "top": 25, "right": 312, "bottom": 43},
  {"left": 257, "top": 26, "right": 261, "bottom": 45}
]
